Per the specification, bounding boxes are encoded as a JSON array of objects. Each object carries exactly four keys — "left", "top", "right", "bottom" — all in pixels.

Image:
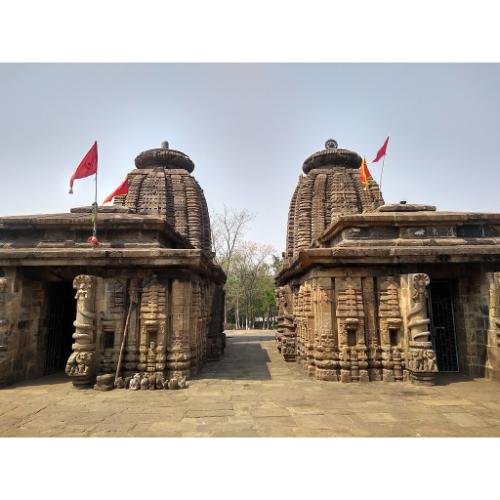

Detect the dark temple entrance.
[
  {"left": 44, "top": 282, "right": 75, "bottom": 375},
  {"left": 429, "top": 280, "right": 459, "bottom": 372}
]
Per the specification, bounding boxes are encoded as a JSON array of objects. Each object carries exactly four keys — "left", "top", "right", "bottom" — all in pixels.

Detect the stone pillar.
[
  {"left": 167, "top": 279, "right": 192, "bottom": 378},
  {"left": 401, "top": 273, "right": 438, "bottom": 385},
  {"left": 190, "top": 280, "right": 202, "bottom": 374},
  {"left": 363, "top": 277, "right": 382, "bottom": 381},
  {"left": 276, "top": 285, "right": 297, "bottom": 363},
  {"left": 65, "top": 275, "right": 97, "bottom": 388},
  {"left": 486, "top": 272, "right": 500, "bottom": 380},
  {"left": 312, "top": 278, "right": 336, "bottom": 381},
  {"left": 137, "top": 275, "right": 168, "bottom": 386},
  {"left": 378, "top": 276, "right": 403, "bottom": 382},
  {"left": 123, "top": 278, "right": 141, "bottom": 376},
  {"left": 335, "top": 276, "right": 367, "bottom": 382}
]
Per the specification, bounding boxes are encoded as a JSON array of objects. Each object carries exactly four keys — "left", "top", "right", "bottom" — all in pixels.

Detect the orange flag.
[
  {"left": 69, "top": 141, "right": 98, "bottom": 194},
  {"left": 102, "top": 177, "right": 128, "bottom": 204},
  {"left": 359, "top": 157, "right": 372, "bottom": 189}
]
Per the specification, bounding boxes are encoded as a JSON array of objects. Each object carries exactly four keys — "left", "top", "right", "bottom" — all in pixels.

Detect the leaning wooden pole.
[{"left": 114, "top": 284, "right": 137, "bottom": 384}]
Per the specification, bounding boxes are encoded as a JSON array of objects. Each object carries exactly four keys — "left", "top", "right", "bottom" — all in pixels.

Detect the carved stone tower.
[
  {"left": 115, "top": 141, "right": 212, "bottom": 252},
  {"left": 286, "top": 139, "right": 383, "bottom": 259}
]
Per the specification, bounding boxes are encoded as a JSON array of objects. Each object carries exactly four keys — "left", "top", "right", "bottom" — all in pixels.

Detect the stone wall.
[
  {"left": 486, "top": 272, "right": 500, "bottom": 380},
  {"left": 0, "top": 269, "right": 47, "bottom": 386},
  {"left": 0, "top": 268, "right": 225, "bottom": 388},
  {"left": 277, "top": 265, "right": 500, "bottom": 384}
]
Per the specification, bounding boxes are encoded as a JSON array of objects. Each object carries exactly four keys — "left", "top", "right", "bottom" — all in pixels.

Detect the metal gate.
[
  {"left": 429, "top": 281, "right": 459, "bottom": 372},
  {"left": 44, "top": 282, "right": 75, "bottom": 375}
]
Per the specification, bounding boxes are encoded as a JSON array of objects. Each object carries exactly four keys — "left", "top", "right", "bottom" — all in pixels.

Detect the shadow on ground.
[{"left": 3, "top": 371, "right": 70, "bottom": 389}]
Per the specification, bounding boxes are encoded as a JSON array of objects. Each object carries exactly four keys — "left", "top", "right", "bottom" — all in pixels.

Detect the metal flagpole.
[
  {"left": 90, "top": 142, "right": 99, "bottom": 246},
  {"left": 379, "top": 154, "right": 386, "bottom": 191}
]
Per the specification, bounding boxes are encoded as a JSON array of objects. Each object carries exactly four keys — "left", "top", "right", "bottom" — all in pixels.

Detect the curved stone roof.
[
  {"left": 286, "top": 140, "right": 384, "bottom": 258},
  {"left": 116, "top": 142, "right": 212, "bottom": 252}
]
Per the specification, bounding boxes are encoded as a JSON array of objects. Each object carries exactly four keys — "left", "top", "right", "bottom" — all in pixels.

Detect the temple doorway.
[
  {"left": 429, "top": 280, "right": 459, "bottom": 372},
  {"left": 44, "top": 282, "right": 75, "bottom": 375}
]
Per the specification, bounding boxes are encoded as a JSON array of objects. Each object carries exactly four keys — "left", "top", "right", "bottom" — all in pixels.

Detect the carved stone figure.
[
  {"left": 65, "top": 275, "right": 97, "bottom": 388},
  {"left": 140, "top": 375, "right": 149, "bottom": 390},
  {"left": 129, "top": 373, "right": 141, "bottom": 390},
  {"left": 405, "top": 273, "right": 438, "bottom": 385},
  {"left": 378, "top": 276, "right": 403, "bottom": 381},
  {"left": 146, "top": 340, "right": 157, "bottom": 373}
]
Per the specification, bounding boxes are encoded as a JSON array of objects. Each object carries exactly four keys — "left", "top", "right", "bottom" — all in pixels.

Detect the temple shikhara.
[
  {"left": 275, "top": 140, "right": 500, "bottom": 385},
  {"left": 0, "top": 142, "right": 225, "bottom": 389}
]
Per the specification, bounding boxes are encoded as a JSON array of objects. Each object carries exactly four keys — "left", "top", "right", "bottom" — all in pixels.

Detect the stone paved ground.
[{"left": 1, "top": 330, "right": 499, "bottom": 437}]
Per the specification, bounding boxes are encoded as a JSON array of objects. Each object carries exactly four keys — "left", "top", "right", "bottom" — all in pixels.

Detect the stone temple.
[
  {"left": 275, "top": 140, "right": 500, "bottom": 385},
  {"left": 0, "top": 142, "right": 225, "bottom": 389}
]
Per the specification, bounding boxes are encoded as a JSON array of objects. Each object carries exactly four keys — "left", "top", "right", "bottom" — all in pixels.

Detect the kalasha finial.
[
  {"left": 325, "top": 139, "right": 338, "bottom": 150},
  {"left": 160, "top": 141, "right": 169, "bottom": 149}
]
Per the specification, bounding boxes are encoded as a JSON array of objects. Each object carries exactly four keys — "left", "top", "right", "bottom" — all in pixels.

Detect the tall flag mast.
[
  {"left": 68, "top": 141, "right": 99, "bottom": 246},
  {"left": 372, "top": 136, "right": 390, "bottom": 190}
]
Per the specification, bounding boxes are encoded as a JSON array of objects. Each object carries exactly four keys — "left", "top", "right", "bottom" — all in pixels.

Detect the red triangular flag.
[
  {"left": 69, "top": 141, "right": 98, "bottom": 194},
  {"left": 102, "top": 177, "right": 129, "bottom": 205},
  {"left": 372, "top": 136, "right": 389, "bottom": 163}
]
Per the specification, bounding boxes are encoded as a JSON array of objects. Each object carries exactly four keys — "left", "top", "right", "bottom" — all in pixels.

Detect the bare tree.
[
  {"left": 211, "top": 206, "right": 254, "bottom": 324},
  {"left": 232, "top": 241, "right": 275, "bottom": 329}
]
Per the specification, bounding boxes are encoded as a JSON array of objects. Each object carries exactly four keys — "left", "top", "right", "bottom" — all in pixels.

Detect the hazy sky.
[{"left": 0, "top": 63, "right": 499, "bottom": 253}]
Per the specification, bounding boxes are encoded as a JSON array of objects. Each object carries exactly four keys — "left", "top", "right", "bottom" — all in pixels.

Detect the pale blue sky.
[{"left": 0, "top": 64, "right": 499, "bottom": 253}]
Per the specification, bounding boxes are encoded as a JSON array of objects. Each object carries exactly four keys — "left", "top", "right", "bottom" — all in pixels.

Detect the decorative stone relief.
[
  {"left": 378, "top": 276, "right": 404, "bottom": 382},
  {"left": 65, "top": 275, "right": 97, "bottom": 388},
  {"left": 336, "top": 277, "right": 368, "bottom": 383},
  {"left": 275, "top": 285, "right": 296, "bottom": 362},
  {"left": 312, "top": 280, "right": 337, "bottom": 381},
  {"left": 138, "top": 275, "right": 168, "bottom": 377},
  {"left": 405, "top": 273, "right": 438, "bottom": 385}
]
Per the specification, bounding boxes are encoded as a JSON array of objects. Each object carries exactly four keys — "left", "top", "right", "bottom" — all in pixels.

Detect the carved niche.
[
  {"left": 378, "top": 276, "right": 404, "bottom": 382},
  {"left": 65, "top": 275, "right": 97, "bottom": 387},
  {"left": 275, "top": 285, "right": 296, "bottom": 360},
  {"left": 122, "top": 278, "right": 141, "bottom": 375},
  {"left": 137, "top": 275, "right": 168, "bottom": 382},
  {"left": 312, "top": 280, "right": 336, "bottom": 381},
  {"left": 404, "top": 273, "right": 438, "bottom": 385},
  {"left": 167, "top": 279, "right": 192, "bottom": 378},
  {"left": 336, "top": 277, "right": 368, "bottom": 383},
  {"left": 100, "top": 279, "right": 127, "bottom": 374}
]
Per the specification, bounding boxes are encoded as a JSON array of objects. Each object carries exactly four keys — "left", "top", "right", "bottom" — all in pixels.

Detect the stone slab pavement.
[{"left": 1, "top": 330, "right": 499, "bottom": 437}]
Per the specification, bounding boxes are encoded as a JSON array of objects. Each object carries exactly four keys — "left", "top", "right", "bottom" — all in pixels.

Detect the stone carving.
[
  {"left": 0, "top": 277, "right": 9, "bottom": 351},
  {"left": 65, "top": 275, "right": 97, "bottom": 388},
  {"left": 488, "top": 272, "right": 500, "bottom": 348},
  {"left": 336, "top": 277, "right": 367, "bottom": 383},
  {"left": 312, "top": 281, "right": 337, "bottom": 381},
  {"left": 405, "top": 273, "right": 438, "bottom": 385},
  {"left": 379, "top": 276, "right": 404, "bottom": 382},
  {"left": 66, "top": 351, "right": 94, "bottom": 376},
  {"left": 275, "top": 286, "right": 296, "bottom": 361},
  {"left": 129, "top": 373, "right": 141, "bottom": 390}
]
